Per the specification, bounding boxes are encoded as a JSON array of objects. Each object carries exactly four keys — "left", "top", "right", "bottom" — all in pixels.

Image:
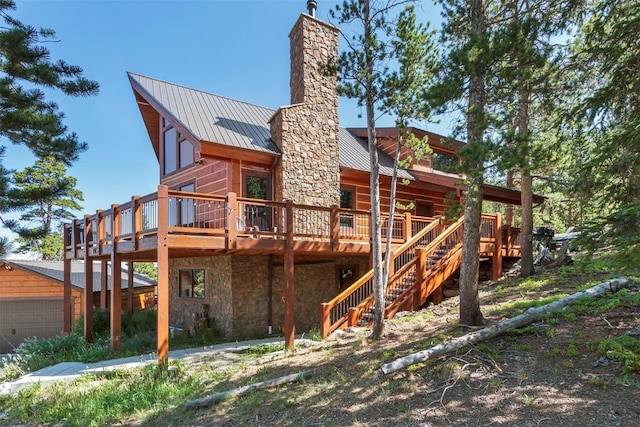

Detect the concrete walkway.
[{"left": 1, "top": 336, "right": 309, "bottom": 395}]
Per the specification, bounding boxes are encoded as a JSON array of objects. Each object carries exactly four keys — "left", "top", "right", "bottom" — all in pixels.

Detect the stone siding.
[
  {"left": 169, "top": 256, "right": 233, "bottom": 336},
  {"left": 270, "top": 14, "right": 340, "bottom": 208},
  {"left": 231, "top": 255, "right": 369, "bottom": 336}
]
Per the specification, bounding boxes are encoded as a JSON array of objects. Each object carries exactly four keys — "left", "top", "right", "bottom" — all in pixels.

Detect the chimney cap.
[{"left": 307, "top": 0, "right": 317, "bottom": 17}]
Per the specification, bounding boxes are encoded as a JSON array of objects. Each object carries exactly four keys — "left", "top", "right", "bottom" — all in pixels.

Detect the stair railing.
[
  {"left": 351, "top": 216, "right": 465, "bottom": 327},
  {"left": 320, "top": 217, "right": 445, "bottom": 337}
]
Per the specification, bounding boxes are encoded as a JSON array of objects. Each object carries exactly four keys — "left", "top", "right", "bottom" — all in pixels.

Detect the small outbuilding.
[{"left": 0, "top": 260, "right": 156, "bottom": 353}]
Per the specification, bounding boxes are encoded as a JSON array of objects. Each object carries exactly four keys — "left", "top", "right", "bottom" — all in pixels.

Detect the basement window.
[
  {"left": 336, "top": 265, "right": 359, "bottom": 289},
  {"left": 179, "top": 269, "right": 205, "bottom": 298}
]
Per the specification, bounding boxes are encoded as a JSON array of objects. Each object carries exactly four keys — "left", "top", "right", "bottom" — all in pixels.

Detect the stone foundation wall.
[
  {"left": 231, "top": 255, "right": 369, "bottom": 336},
  {"left": 169, "top": 256, "right": 233, "bottom": 336}
]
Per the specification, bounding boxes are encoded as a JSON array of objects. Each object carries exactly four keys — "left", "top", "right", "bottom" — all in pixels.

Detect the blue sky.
[{"left": 3, "top": 0, "right": 445, "bottom": 253}]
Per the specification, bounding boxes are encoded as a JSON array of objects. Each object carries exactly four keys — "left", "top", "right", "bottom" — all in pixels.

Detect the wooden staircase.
[{"left": 320, "top": 216, "right": 469, "bottom": 337}]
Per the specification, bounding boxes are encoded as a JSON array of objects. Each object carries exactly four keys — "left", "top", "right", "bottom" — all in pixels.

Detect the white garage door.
[{"left": 0, "top": 298, "right": 65, "bottom": 354}]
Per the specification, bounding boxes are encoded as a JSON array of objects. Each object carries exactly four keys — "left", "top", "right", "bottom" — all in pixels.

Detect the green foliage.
[
  {"left": 577, "top": 202, "right": 640, "bottom": 271},
  {"left": 134, "top": 262, "right": 158, "bottom": 280},
  {"left": 3, "top": 361, "right": 201, "bottom": 426},
  {"left": 0, "top": 1, "right": 99, "bottom": 162},
  {"left": 1, "top": 157, "right": 83, "bottom": 258},
  {"left": 598, "top": 335, "right": 640, "bottom": 374}
]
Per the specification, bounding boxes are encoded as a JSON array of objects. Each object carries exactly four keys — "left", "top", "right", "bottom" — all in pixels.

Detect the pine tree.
[
  {"left": 2, "top": 157, "right": 83, "bottom": 259},
  {"left": 328, "top": 0, "right": 432, "bottom": 339},
  {"left": 0, "top": 0, "right": 98, "bottom": 161},
  {"left": 0, "top": 0, "right": 96, "bottom": 255}
]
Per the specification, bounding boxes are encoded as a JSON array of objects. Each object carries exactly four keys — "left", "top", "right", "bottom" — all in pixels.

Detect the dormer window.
[{"left": 162, "top": 118, "right": 194, "bottom": 175}]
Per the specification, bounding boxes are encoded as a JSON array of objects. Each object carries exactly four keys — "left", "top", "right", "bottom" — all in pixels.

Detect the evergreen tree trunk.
[
  {"left": 369, "top": 102, "right": 384, "bottom": 339},
  {"left": 459, "top": 0, "right": 487, "bottom": 327},
  {"left": 360, "top": 0, "right": 384, "bottom": 340},
  {"left": 518, "top": 84, "right": 534, "bottom": 278}
]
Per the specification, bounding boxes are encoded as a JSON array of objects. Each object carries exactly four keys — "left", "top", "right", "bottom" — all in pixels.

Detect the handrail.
[
  {"left": 350, "top": 216, "right": 465, "bottom": 327},
  {"left": 320, "top": 216, "right": 444, "bottom": 337}
]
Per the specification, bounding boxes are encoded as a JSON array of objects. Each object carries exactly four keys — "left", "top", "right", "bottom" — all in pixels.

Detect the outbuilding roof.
[
  {"left": 128, "top": 72, "right": 414, "bottom": 180},
  {"left": 1, "top": 260, "right": 156, "bottom": 293}
]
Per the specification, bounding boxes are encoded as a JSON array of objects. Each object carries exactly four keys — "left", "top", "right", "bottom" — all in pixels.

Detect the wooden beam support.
[
  {"left": 128, "top": 261, "right": 134, "bottom": 314},
  {"left": 110, "top": 253, "right": 122, "bottom": 352},
  {"left": 492, "top": 213, "right": 503, "bottom": 281},
  {"left": 284, "top": 199, "right": 295, "bottom": 349},
  {"left": 63, "top": 257, "right": 72, "bottom": 333},
  {"left": 83, "top": 215, "right": 94, "bottom": 343},
  {"left": 100, "top": 260, "right": 108, "bottom": 309},
  {"left": 157, "top": 185, "right": 170, "bottom": 364}
]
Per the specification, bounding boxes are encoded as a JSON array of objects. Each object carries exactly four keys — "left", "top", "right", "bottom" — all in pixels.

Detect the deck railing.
[{"left": 64, "top": 186, "right": 427, "bottom": 258}]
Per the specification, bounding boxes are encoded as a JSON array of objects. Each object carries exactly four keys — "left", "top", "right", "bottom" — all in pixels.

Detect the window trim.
[
  {"left": 178, "top": 268, "right": 206, "bottom": 299},
  {"left": 161, "top": 117, "right": 195, "bottom": 177}
]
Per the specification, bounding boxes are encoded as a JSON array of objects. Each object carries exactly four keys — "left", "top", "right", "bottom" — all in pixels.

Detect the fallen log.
[
  {"left": 381, "top": 277, "right": 630, "bottom": 374},
  {"left": 185, "top": 370, "right": 313, "bottom": 408}
]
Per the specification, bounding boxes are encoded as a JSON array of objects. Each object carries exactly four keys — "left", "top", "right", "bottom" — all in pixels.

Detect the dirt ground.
[{"left": 147, "top": 271, "right": 640, "bottom": 427}]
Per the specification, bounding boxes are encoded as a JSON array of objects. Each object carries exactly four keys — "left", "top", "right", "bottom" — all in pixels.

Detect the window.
[
  {"left": 339, "top": 187, "right": 355, "bottom": 227},
  {"left": 336, "top": 265, "right": 359, "bottom": 289},
  {"left": 179, "top": 269, "right": 205, "bottom": 298},
  {"left": 244, "top": 173, "right": 271, "bottom": 230},
  {"left": 415, "top": 201, "right": 435, "bottom": 218},
  {"left": 162, "top": 118, "right": 194, "bottom": 175},
  {"left": 169, "top": 183, "right": 195, "bottom": 226}
]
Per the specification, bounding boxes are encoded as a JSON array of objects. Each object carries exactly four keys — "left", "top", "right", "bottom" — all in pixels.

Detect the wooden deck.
[
  {"left": 63, "top": 187, "right": 437, "bottom": 262},
  {"left": 62, "top": 185, "right": 522, "bottom": 363}
]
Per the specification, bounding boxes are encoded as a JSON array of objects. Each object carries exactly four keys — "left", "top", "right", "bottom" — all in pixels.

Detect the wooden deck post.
[
  {"left": 404, "top": 212, "right": 412, "bottom": 242},
  {"left": 284, "top": 199, "right": 295, "bottom": 349},
  {"left": 227, "top": 192, "right": 237, "bottom": 249},
  {"left": 100, "top": 260, "right": 108, "bottom": 309},
  {"left": 63, "top": 257, "right": 72, "bottom": 333},
  {"left": 320, "top": 303, "right": 330, "bottom": 338},
  {"left": 415, "top": 248, "right": 427, "bottom": 307},
  {"left": 157, "top": 185, "right": 170, "bottom": 364},
  {"left": 492, "top": 213, "right": 503, "bottom": 280},
  {"left": 132, "top": 195, "right": 141, "bottom": 250},
  {"left": 348, "top": 307, "right": 359, "bottom": 327},
  {"left": 83, "top": 215, "right": 94, "bottom": 343},
  {"left": 127, "top": 261, "right": 134, "bottom": 314},
  {"left": 96, "top": 210, "right": 104, "bottom": 254},
  {"left": 330, "top": 205, "right": 340, "bottom": 251},
  {"left": 110, "top": 253, "right": 122, "bottom": 352}
]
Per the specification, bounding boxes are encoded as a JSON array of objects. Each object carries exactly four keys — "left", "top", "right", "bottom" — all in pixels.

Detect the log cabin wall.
[
  {"left": 92, "top": 288, "right": 155, "bottom": 312},
  {"left": 341, "top": 172, "right": 454, "bottom": 217}
]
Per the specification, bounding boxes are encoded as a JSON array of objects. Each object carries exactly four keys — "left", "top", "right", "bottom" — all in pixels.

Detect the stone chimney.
[{"left": 270, "top": 10, "right": 340, "bottom": 207}]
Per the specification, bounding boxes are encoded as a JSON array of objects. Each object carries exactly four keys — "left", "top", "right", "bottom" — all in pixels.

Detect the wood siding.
[
  {"left": 341, "top": 174, "right": 453, "bottom": 216},
  {"left": 0, "top": 267, "right": 83, "bottom": 322}
]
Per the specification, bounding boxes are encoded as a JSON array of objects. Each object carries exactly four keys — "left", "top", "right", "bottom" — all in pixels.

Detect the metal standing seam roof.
[
  {"left": 128, "top": 72, "right": 414, "bottom": 179},
  {"left": 3, "top": 260, "right": 156, "bottom": 293}
]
